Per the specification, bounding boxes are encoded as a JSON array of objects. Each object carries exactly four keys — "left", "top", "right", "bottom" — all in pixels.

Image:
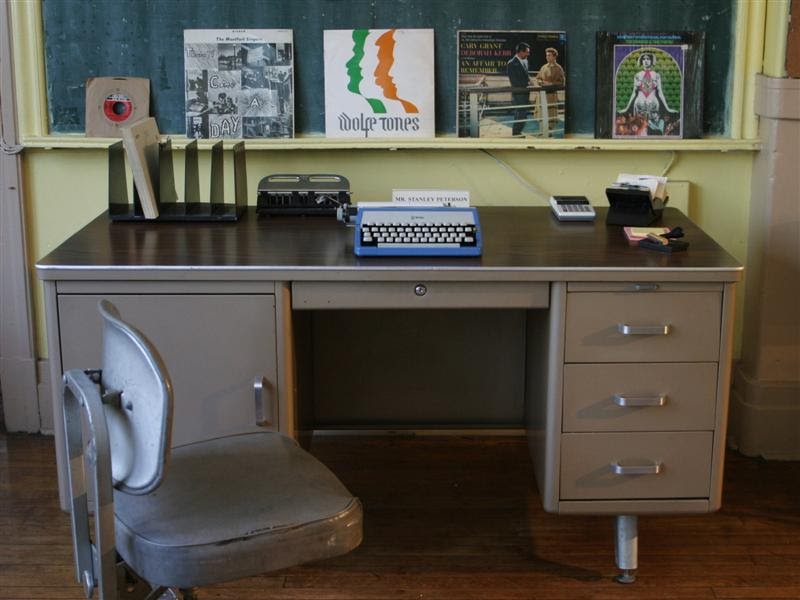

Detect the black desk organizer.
[
  {"left": 108, "top": 139, "right": 247, "bottom": 221},
  {"left": 605, "top": 185, "right": 665, "bottom": 227}
]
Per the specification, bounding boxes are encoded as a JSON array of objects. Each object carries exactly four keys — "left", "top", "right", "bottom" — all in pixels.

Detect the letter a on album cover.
[{"left": 324, "top": 29, "right": 435, "bottom": 138}]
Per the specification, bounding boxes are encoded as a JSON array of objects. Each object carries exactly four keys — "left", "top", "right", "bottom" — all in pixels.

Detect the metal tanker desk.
[{"left": 37, "top": 207, "right": 742, "bottom": 581}]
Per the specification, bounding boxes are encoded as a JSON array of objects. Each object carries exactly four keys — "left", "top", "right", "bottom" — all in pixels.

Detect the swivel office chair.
[{"left": 62, "top": 300, "right": 362, "bottom": 599}]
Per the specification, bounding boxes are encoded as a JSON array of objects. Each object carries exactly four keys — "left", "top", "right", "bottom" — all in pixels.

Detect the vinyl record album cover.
[
  {"left": 457, "top": 30, "right": 566, "bottom": 138},
  {"left": 324, "top": 29, "right": 434, "bottom": 138},
  {"left": 85, "top": 77, "right": 150, "bottom": 137},
  {"left": 184, "top": 29, "right": 294, "bottom": 139},
  {"left": 596, "top": 32, "right": 704, "bottom": 139}
]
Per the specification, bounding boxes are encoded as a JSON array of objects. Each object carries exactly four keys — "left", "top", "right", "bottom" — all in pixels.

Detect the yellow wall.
[
  {"left": 26, "top": 146, "right": 753, "bottom": 357},
  {"left": 19, "top": 0, "right": 783, "bottom": 362}
]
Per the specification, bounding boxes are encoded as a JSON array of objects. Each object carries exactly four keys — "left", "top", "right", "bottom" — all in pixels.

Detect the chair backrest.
[{"left": 98, "top": 299, "right": 174, "bottom": 494}]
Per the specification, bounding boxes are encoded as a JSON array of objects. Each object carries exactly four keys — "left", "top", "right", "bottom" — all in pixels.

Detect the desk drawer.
[
  {"left": 565, "top": 292, "right": 721, "bottom": 363},
  {"left": 293, "top": 281, "right": 549, "bottom": 309},
  {"left": 562, "top": 363, "right": 718, "bottom": 432},
  {"left": 560, "top": 432, "right": 713, "bottom": 500}
]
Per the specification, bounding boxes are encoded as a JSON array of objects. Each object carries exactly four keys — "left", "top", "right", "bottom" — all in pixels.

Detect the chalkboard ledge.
[{"left": 21, "top": 134, "right": 761, "bottom": 153}]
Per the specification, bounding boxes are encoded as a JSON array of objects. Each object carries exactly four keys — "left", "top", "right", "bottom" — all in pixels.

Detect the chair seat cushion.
[{"left": 114, "top": 432, "right": 362, "bottom": 588}]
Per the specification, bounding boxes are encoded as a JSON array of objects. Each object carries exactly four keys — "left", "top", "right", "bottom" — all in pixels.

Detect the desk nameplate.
[{"left": 292, "top": 281, "right": 549, "bottom": 310}]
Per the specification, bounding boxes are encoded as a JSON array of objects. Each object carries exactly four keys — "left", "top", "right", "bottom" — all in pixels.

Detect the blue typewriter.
[{"left": 354, "top": 206, "right": 482, "bottom": 257}]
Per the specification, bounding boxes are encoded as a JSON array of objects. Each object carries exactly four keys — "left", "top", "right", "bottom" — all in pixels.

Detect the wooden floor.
[{"left": 1, "top": 433, "right": 799, "bottom": 599}]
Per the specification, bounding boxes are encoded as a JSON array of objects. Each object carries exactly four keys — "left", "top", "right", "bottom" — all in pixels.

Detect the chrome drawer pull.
[
  {"left": 613, "top": 394, "right": 667, "bottom": 407},
  {"left": 632, "top": 283, "right": 660, "bottom": 291},
  {"left": 618, "top": 323, "right": 671, "bottom": 336},
  {"left": 612, "top": 462, "right": 663, "bottom": 476},
  {"left": 254, "top": 376, "right": 273, "bottom": 428}
]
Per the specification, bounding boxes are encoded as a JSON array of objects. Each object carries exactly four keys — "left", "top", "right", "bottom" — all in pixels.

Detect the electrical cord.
[
  {"left": 480, "top": 149, "right": 550, "bottom": 202},
  {"left": 1, "top": 138, "right": 23, "bottom": 154},
  {"left": 660, "top": 151, "right": 677, "bottom": 177},
  {"left": 0, "top": 94, "right": 23, "bottom": 154},
  {"left": 315, "top": 193, "right": 344, "bottom": 206},
  {"left": 336, "top": 204, "right": 358, "bottom": 227}
]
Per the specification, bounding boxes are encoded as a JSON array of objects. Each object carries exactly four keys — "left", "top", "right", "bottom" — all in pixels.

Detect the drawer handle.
[
  {"left": 618, "top": 323, "right": 671, "bottom": 336},
  {"left": 613, "top": 394, "right": 668, "bottom": 407},
  {"left": 254, "top": 376, "right": 274, "bottom": 428},
  {"left": 631, "top": 283, "right": 660, "bottom": 291},
  {"left": 612, "top": 462, "right": 663, "bottom": 476}
]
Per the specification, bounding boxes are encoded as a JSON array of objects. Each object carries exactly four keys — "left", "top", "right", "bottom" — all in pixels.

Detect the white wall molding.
[{"left": 729, "top": 74, "right": 800, "bottom": 459}]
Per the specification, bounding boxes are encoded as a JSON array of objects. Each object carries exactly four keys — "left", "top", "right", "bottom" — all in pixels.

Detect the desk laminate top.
[{"left": 37, "top": 207, "right": 742, "bottom": 283}]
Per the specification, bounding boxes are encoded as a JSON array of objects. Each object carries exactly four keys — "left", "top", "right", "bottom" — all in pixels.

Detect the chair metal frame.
[{"left": 63, "top": 298, "right": 174, "bottom": 599}]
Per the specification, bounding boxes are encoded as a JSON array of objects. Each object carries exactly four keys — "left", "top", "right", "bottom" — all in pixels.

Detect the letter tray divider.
[{"left": 107, "top": 139, "right": 246, "bottom": 222}]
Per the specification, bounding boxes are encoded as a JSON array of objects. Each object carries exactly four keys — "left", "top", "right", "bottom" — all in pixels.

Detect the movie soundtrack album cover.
[
  {"left": 457, "top": 30, "right": 566, "bottom": 138},
  {"left": 184, "top": 29, "right": 294, "bottom": 139},
  {"left": 596, "top": 31, "right": 705, "bottom": 139},
  {"left": 324, "top": 28, "right": 435, "bottom": 138}
]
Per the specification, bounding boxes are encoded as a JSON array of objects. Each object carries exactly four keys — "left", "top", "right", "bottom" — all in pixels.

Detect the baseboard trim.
[
  {"left": 36, "top": 358, "right": 53, "bottom": 434},
  {"left": 0, "top": 356, "right": 39, "bottom": 432},
  {"left": 728, "top": 364, "right": 800, "bottom": 459}
]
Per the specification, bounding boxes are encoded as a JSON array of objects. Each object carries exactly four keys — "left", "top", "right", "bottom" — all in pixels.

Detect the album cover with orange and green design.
[{"left": 323, "top": 29, "right": 434, "bottom": 138}]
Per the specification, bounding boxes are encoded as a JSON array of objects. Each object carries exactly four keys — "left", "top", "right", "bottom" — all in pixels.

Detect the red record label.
[{"left": 103, "top": 93, "right": 134, "bottom": 122}]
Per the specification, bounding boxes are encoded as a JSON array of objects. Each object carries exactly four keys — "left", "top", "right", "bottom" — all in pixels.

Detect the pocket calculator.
[{"left": 549, "top": 196, "right": 596, "bottom": 221}]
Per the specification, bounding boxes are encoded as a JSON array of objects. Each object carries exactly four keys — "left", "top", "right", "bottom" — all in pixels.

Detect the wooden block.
[{"left": 120, "top": 117, "right": 160, "bottom": 219}]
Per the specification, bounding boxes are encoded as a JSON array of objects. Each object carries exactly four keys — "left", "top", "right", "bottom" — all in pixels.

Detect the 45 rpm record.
[
  {"left": 85, "top": 77, "right": 150, "bottom": 137},
  {"left": 103, "top": 93, "right": 135, "bottom": 122}
]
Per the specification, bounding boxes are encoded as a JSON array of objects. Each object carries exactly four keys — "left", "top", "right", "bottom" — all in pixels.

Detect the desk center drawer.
[{"left": 293, "top": 281, "right": 549, "bottom": 309}]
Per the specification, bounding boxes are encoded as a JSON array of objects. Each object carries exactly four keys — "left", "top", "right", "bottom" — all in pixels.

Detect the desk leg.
[{"left": 614, "top": 515, "right": 638, "bottom": 583}]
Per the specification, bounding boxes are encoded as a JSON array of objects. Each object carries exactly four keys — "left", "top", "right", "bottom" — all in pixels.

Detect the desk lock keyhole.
[{"left": 414, "top": 284, "right": 428, "bottom": 297}]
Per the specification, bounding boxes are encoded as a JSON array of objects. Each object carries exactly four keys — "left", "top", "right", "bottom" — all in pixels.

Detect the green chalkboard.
[{"left": 42, "top": 0, "right": 736, "bottom": 136}]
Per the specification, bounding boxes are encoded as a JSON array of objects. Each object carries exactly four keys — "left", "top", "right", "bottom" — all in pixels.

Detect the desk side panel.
[
  {"left": 709, "top": 282, "right": 737, "bottom": 510},
  {"left": 275, "top": 282, "right": 296, "bottom": 438},
  {"left": 527, "top": 282, "right": 565, "bottom": 512},
  {"left": 42, "top": 280, "right": 70, "bottom": 511}
]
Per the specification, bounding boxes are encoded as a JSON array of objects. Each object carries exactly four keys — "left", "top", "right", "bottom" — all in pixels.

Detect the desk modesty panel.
[{"left": 38, "top": 207, "right": 741, "bottom": 523}]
